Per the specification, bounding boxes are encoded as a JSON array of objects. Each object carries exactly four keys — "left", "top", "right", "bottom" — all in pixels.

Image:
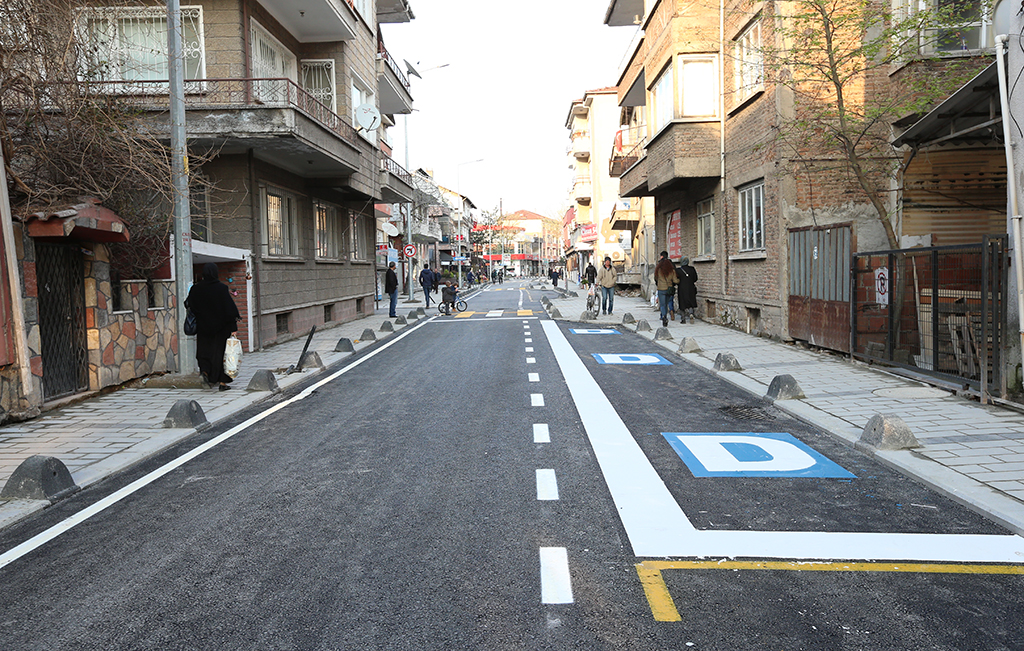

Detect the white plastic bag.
[{"left": 223, "top": 335, "right": 242, "bottom": 379}]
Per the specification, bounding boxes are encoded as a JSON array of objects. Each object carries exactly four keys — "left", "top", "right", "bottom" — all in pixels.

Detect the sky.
[{"left": 381, "top": 1, "right": 639, "bottom": 221}]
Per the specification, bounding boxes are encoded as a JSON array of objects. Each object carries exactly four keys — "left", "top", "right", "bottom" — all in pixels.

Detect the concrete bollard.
[
  {"left": 395, "top": 315, "right": 408, "bottom": 325},
  {"left": 301, "top": 351, "right": 325, "bottom": 370},
  {"left": 654, "top": 327, "right": 673, "bottom": 340},
  {"left": 407, "top": 310, "right": 420, "bottom": 321},
  {"left": 766, "top": 374, "right": 805, "bottom": 401},
  {"left": 859, "top": 414, "right": 919, "bottom": 450},
  {"left": 360, "top": 328, "right": 377, "bottom": 342},
  {"left": 713, "top": 352, "right": 742, "bottom": 372},
  {"left": 246, "top": 369, "right": 280, "bottom": 392},
  {"left": 678, "top": 337, "right": 702, "bottom": 354},
  {"left": 0, "top": 455, "right": 79, "bottom": 502},
  {"left": 416, "top": 307, "right": 426, "bottom": 316},
  {"left": 621, "top": 313, "right": 636, "bottom": 324},
  {"left": 549, "top": 308, "right": 563, "bottom": 319},
  {"left": 162, "top": 399, "right": 208, "bottom": 429},
  {"left": 580, "top": 311, "right": 595, "bottom": 322},
  {"left": 380, "top": 321, "right": 394, "bottom": 332},
  {"left": 335, "top": 338, "right": 354, "bottom": 352},
  {"left": 636, "top": 319, "right": 652, "bottom": 332}
]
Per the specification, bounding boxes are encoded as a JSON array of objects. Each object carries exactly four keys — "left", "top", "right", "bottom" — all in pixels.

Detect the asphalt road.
[{"left": 1, "top": 280, "right": 1023, "bottom": 650}]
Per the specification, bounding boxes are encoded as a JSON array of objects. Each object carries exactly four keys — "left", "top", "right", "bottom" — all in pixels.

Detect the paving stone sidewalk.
[
  {"left": 545, "top": 282, "right": 1024, "bottom": 536},
  {"left": 0, "top": 293, "right": 441, "bottom": 531}
]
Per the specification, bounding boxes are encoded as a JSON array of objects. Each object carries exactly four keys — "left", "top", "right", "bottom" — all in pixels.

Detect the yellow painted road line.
[
  {"left": 518, "top": 310, "right": 534, "bottom": 316},
  {"left": 454, "top": 311, "right": 475, "bottom": 318},
  {"left": 635, "top": 559, "right": 1024, "bottom": 622}
]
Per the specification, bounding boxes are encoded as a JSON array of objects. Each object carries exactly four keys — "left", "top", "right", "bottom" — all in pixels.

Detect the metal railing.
[
  {"left": 377, "top": 37, "right": 410, "bottom": 90},
  {"left": 380, "top": 154, "right": 413, "bottom": 186},
  {"left": 85, "top": 77, "right": 361, "bottom": 147}
]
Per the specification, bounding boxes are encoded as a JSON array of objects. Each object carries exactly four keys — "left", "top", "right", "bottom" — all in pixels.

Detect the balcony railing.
[
  {"left": 86, "top": 77, "right": 361, "bottom": 147},
  {"left": 377, "top": 36, "right": 411, "bottom": 90},
  {"left": 380, "top": 154, "right": 414, "bottom": 186},
  {"left": 609, "top": 125, "right": 646, "bottom": 177}
]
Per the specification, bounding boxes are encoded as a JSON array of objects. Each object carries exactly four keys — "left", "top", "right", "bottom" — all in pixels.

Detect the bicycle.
[
  {"left": 438, "top": 293, "right": 468, "bottom": 315},
  {"left": 586, "top": 285, "right": 599, "bottom": 312}
]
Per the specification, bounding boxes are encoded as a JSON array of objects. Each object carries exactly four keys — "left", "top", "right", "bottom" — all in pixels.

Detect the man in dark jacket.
[
  {"left": 385, "top": 261, "right": 399, "bottom": 317},
  {"left": 419, "top": 264, "right": 434, "bottom": 307},
  {"left": 585, "top": 262, "right": 597, "bottom": 287}
]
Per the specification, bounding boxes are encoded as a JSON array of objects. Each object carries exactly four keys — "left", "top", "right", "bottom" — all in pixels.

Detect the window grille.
[
  {"left": 263, "top": 187, "right": 299, "bottom": 257},
  {"left": 302, "top": 60, "right": 336, "bottom": 112},
  {"left": 250, "top": 19, "right": 295, "bottom": 102}
]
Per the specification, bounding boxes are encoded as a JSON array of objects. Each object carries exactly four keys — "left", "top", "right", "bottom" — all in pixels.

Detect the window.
[
  {"left": 348, "top": 211, "right": 371, "bottom": 261},
  {"left": 190, "top": 177, "right": 210, "bottom": 242},
  {"left": 262, "top": 186, "right": 299, "bottom": 257},
  {"left": 351, "top": 73, "right": 376, "bottom": 143},
  {"left": 302, "top": 60, "right": 336, "bottom": 112},
  {"left": 250, "top": 19, "right": 295, "bottom": 102},
  {"left": 315, "top": 200, "right": 342, "bottom": 259},
  {"left": 734, "top": 20, "right": 762, "bottom": 101},
  {"left": 896, "top": 0, "right": 1003, "bottom": 54},
  {"left": 738, "top": 182, "right": 764, "bottom": 251},
  {"left": 697, "top": 198, "right": 715, "bottom": 256},
  {"left": 650, "top": 64, "right": 674, "bottom": 132},
  {"left": 680, "top": 57, "right": 718, "bottom": 118},
  {"left": 79, "top": 6, "right": 205, "bottom": 83}
]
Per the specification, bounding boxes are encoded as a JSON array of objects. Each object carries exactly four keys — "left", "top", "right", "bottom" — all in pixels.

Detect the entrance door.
[
  {"left": 788, "top": 225, "right": 852, "bottom": 352},
  {"left": 36, "top": 243, "right": 89, "bottom": 400}
]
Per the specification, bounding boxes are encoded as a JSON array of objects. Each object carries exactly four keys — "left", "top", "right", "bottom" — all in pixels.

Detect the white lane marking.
[
  {"left": 431, "top": 317, "right": 538, "bottom": 323},
  {"left": 525, "top": 338, "right": 533, "bottom": 343},
  {"left": 526, "top": 347, "right": 534, "bottom": 352},
  {"left": 486, "top": 310, "right": 503, "bottom": 317},
  {"left": 536, "top": 469, "right": 560, "bottom": 500},
  {"left": 518, "top": 290, "right": 524, "bottom": 309},
  {"left": 527, "top": 357, "right": 536, "bottom": 364},
  {"left": 534, "top": 423, "right": 550, "bottom": 443},
  {"left": 531, "top": 393, "right": 545, "bottom": 406},
  {"left": 523, "top": 320, "right": 530, "bottom": 324},
  {"left": 529, "top": 373, "right": 540, "bottom": 382},
  {"left": 540, "top": 320, "right": 1024, "bottom": 562},
  {"left": 540, "top": 547, "right": 574, "bottom": 604},
  {"left": 0, "top": 318, "right": 436, "bottom": 572}
]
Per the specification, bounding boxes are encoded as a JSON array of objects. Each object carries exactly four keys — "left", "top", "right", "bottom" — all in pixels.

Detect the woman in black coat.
[
  {"left": 185, "top": 263, "right": 240, "bottom": 389},
  {"left": 676, "top": 256, "right": 698, "bottom": 323}
]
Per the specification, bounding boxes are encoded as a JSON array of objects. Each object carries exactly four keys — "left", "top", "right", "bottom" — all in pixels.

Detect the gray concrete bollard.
[
  {"left": 549, "top": 308, "right": 563, "bottom": 319},
  {"left": 380, "top": 321, "right": 394, "bottom": 332},
  {"left": 580, "top": 311, "right": 595, "bottom": 322},
  {"left": 335, "top": 338, "right": 354, "bottom": 352},
  {"left": 301, "top": 351, "right": 325, "bottom": 369},
  {"left": 621, "top": 313, "right": 636, "bottom": 324},
  {"left": 713, "top": 352, "right": 742, "bottom": 372},
  {"left": 859, "top": 414, "right": 919, "bottom": 450},
  {"left": 407, "top": 310, "right": 419, "bottom": 321},
  {"left": 360, "top": 328, "right": 377, "bottom": 341},
  {"left": 636, "top": 319, "right": 652, "bottom": 332},
  {"left": 654, "top": 327, "right": 673, "bottom": 340},
  {"left": 678, "top": 337, "right": 702, "bottom": 353},
  {"left": 766, "top": 374, "right": 805, "bottom": 401},
  {"left": 541, "top": 297, "right": 551, "bottom": 306},
  {"left": 0, "top": 455, "right": 79, "bottom": 502},
  {"left": 395, "top": 315, "right": 408, "bottom": 325},
  {"left": 246, "top": 369, "right": 280, "bottom": 392},
  {"left": 567, "top": 291, "right": 578, "bottom": 297},
  {"left": 416, "top": 307, "right": 426, "bottom": 316},
  {"left": 162, "top": 399, "right": 208, "bottom": 429}
]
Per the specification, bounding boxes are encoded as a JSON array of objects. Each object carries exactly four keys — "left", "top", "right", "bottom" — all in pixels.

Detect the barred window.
[
  {"left": 263, "top": 186, "right": 299, "bottom": 257},
  {"left": 315, "top": 200, "right": 342, "bottom": 259},
  {"left": 78, "top": 6, "right": 205, "bottom": 82}
]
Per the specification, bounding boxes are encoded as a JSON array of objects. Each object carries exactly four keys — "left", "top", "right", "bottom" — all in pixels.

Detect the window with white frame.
[
  {"left": 349, "top": 211, "right": 372, "bottom": 261},
  {"left": 354, "top": 0, "right": 373, "bottom": 27},
  {"left": 263, "top": 186, "right": 300, "bottom": 257},
  {"left": 679, "top": 56, "right": 718, "bottom": 118},
  {"left": 894, "top": 0, "right": 1007, "bottom": 54},
  {"left": 302, "top": 60, "right": 336, "bottom": 112},
  {"left": 738, "top": 182, "right": 764, "bottom": 251},
  {"left": 697, "top": 198, "right": 715, "bottom": 256},
  {"left": 734, "top": 20, "right": 762, "bottom": 101},
  {"left": 315, "top": 200, "right": 342, "bottom": 259},
  {"left": 650, "top": 64, "right": 674, "bottom": 132},
  {"left": 250, "top": 19, "right": 296, "bottom": 102},
  {"left": 350, "top": 74, "right": 376, "bottom": 143},
  {"left": 78, "top": 6, "right": 205, "bottom": 82}
]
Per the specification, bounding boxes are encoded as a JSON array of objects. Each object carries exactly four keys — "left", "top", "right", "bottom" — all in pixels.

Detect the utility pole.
[{"left": 167, "top": 0, "right": 194, "bottom": 374}]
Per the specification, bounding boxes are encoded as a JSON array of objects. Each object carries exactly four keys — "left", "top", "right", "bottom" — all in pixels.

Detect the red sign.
[
  {"left": 667, "top": 210, "right": 682, "bottom": 259},
  {"left": 580, "top": 223, "right": 598, "bottom": 243}
]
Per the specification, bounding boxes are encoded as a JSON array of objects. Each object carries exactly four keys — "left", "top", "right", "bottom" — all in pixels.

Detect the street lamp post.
[{"left": 456, "top": 158, "right": 483, "bottom": 290}]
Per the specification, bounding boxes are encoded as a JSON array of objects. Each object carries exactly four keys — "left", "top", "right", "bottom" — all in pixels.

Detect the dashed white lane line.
[
  {"left": 531, "top": 393, "right": 545, "bottom": 406},
  {"left": 540, "top": 547, "right": 574, "bottom": 604},
  {"left": 527, "top": 357, "right": 536, "bottom": 364},
  {"left": 529, "top": 373, "right": 540, "bottom": 382},
  {"left": 525, "top": 347, "right": 534, "bottom": 352},
  {"left": 533, "top": 423, "right": 550, "bottom": 443},
  {"left": 536, "top": 469, "right": 560, "bottom": 500},
  {"left": 525, "top": 338, "right": 533, "bottom": 343}
]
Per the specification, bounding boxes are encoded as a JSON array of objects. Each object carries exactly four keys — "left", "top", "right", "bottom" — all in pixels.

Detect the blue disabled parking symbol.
[
  {"left": 592, "top": 353, "right": 672, "bottom": 365},
  {"left": 662, "top": 432, "right": 855, "bottom": 478}
]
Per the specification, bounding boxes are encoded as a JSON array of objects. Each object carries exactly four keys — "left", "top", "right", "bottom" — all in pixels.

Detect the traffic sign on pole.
[{"left": 404, "top": 244, "right": 416, "bottom": 258}]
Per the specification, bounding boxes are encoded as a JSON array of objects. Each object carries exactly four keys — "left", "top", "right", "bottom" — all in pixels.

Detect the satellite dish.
[
  {"left": 355, "top": 103, "right": 381, "bottom": 131},
  {"left": 382, "top": 222, "right": 400, "bottom": 237},
  {"left": 404, "top": 59, "right": 422, "bottom": 79}
]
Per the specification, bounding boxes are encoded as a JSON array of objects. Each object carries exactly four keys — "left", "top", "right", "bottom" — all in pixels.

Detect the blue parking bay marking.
[
  {"left": 570, "top": 328, "right": 620, "bottom": 334},
  {"left": 592, "top": 353, "right": 672, "bottom": 365},
  {"left": 663, "top": 432, "right": 855, "bottom": 478}
]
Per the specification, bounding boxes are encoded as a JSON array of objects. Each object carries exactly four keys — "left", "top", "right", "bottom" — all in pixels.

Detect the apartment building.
[{"left": 503, "top": 210, "right": 561, "bottom": 277}]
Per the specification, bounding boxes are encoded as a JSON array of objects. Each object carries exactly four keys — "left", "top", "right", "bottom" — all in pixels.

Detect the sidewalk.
[
  {"left": 0, "top": 292, "right": 441, "bottom": 531},
  {"left": 545, "top": 283, "right": 1024, "bottom": 536}
]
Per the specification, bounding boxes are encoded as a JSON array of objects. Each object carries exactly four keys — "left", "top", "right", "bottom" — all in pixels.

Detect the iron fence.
[{"left": 852, "top": 236, "right": 1008, "bottom": 398}]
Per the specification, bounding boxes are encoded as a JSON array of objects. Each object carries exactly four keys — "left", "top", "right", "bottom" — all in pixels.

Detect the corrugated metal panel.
[{"left": 903, "top": 148, "right": 1006, "bottom": 246}]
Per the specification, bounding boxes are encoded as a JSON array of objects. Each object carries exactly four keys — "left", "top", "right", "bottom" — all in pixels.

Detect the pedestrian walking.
[
  {"left": 655, "top": 252, "right": 679, "bottom": 327},
  {"left": 549, "top": 267, "right": 559, "bottom": 288},
  {"left": 184, "top": 262, "right": 240, "bottom": 391},
  {"left": 432, "top": 268, "right": 441, "bottom": 295},
  {"left": 585, "top": 262, "right": 597, "bottom": 288},
  {"left": 596, "top": 256, "right": 617, "bottom": 315},
  {"left": 676, "top": 256, "right": 699, "bottom": 323},
  {"left": 385, "top": 261, "right": 399, "bottom": 318},
  {"left": 419, "top": 264, "right": 434, "bottom": 307}
]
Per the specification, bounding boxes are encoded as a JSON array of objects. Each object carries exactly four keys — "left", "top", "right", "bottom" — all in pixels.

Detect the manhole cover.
[
  {"left": 719, "top": 405, "right": 776, "bottom": 421},
  {"left": 872, "top": 387, "right": 950, "bottom": 399}
]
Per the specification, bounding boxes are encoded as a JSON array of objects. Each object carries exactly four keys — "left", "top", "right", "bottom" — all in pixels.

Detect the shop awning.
[{"left": 21, "top": 198, "right": 130, "bottom": 243}]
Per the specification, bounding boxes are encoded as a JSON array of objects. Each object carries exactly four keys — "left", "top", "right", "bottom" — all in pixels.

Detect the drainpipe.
[
  {"left": 996, "top": 35, "right": 1024, "bottom": 384},
  {"left": 0, "top": 150, "right": 35, "bottom": 405}
]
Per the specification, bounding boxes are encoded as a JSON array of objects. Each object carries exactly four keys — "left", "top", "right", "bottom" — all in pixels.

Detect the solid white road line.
[
  {"left": 540, "top": 320, "right": 1024, "bottom": 562},
  {"left": 529, "top": 373, "right": 540, "bottom": 382},
  {"left": 0, "top": 318, "right": 436, "bottom": 572},
  {"left": 536, "top": 469, "right": 560, "bottom": 500},
  {"left": 539, "top": 547, "right": 574, "bottom": 604},
  {"left": 531, "top": 394, "right": 545, "bottom": 407},
  {"left": 534, "top": 423, "right": 551, "bottom": 443}
]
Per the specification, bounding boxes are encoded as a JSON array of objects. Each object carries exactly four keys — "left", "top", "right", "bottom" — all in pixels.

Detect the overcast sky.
[{"left": 381, "top": 1, "right": 639, "bottom": 220}]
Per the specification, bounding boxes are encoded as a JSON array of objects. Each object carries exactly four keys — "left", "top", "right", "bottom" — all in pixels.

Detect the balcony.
[
  {"left": 380, "top": 154, "right": 416, "bottom": 203},
  {"left": 573, "top": 176, "right": 592, "bottom": 204},
  {"left": 609, "top": 125, "right": 645, "bottom": 177},
  {"left": 377, "top": 0, "right": 414, "bottom": 23},
  {"left": 570, "top": 130, "right": 591, "bottom": 160},
  {"left": 377, "top": 36, "right": 413, "bottom": 115},
  {"left": 645, "top": 122, "right": 720, "bottom": 191},
  {"left": 261, "top": 0, "right": 359, "bottom": 42}
]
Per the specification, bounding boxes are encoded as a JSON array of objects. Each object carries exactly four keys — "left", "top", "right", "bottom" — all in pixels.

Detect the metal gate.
[
  {"left": 852, "top": 236, "right": 1008, "bottom": 399},
  {"left": 788, "top": 224, "right": 852, "bottom": 352},
  {"left": 36, "top": 243, "right": 89, "bottom": 401}
]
